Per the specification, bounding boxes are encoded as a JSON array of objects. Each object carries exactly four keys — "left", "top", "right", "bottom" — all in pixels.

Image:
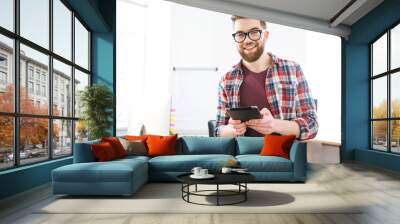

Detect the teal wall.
[
  {"left": 343, "top": 0, "right": 400, "bottom": 171},
  {"left": 0, "top": 158, "right": 72, "bottom": 199},
  {"left": 0, "top": 0, "right": 116, "bottom": 200},
  {"left": 91, "top": 0, "right": 116, "bottom": 135}
]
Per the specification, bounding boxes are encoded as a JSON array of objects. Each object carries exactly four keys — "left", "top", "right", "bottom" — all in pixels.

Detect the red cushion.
[
  {"left": 146, "top": 134, "right": 178, "bottom": 157},
  {"left": 101, "top": 137, "right": 127, "bottom": 158},
  {"left": 259, "top": 134, "right": 296, "bottom": 159},
  {"left": 91, "top": 142, "right": 118, "bottom": 161}
]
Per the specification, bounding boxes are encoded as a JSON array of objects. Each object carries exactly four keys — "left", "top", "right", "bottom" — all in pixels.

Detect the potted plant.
[{"left": 79, "top": 84, "right": 113, "bottom": 140}]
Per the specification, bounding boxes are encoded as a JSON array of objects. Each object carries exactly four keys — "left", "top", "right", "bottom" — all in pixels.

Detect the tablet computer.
[{"left": 226, "top": 106, "right": 262, "bottom": 121}]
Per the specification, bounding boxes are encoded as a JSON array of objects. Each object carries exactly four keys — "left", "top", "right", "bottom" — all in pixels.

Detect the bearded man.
[{"left": 215, "top": 16, "right": 318, "bottom": 140}]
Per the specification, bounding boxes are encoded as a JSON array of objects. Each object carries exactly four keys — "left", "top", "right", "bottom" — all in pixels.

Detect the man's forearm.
[{"left": 275, "top": 119, "right": 300, "bottom": 138}]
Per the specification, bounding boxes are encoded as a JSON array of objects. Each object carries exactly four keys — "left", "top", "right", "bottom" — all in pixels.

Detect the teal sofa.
[{"left": 52, "top": 136, "right": 307, "bottom": 196}]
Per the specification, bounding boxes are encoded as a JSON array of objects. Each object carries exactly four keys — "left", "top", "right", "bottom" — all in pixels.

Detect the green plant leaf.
[{"left": 79, "top": 84, "right": 113, "bottom": 140}]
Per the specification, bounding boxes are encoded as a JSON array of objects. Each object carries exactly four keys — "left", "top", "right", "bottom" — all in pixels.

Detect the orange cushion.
[
  {"left": 124, "top": 135, "right": 148, "bottom": 141},
  {"left": 101, "top": 137, "right": 127, "bottom": 158},
  {"left": 259, "top": 134, "right": 296, "bottom": 159},
  {"left": 146, "top": 134, "right": 178, "bottom": 157},
  {"left": 91, "top": 142, "right": 118, "bottom": 161}
]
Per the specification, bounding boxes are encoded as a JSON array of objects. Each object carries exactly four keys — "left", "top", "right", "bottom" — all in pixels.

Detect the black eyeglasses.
[{"left": 232, "top": 29, "right": 264, "bottom": 43}]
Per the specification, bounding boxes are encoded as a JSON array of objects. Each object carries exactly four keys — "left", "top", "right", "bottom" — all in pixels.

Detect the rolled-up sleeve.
[
  {"left": 292, "top": 64, "right": 318, "bottom": 140},
  {"left": 215, "top": 77, "right": 229, "bottom": 136}
]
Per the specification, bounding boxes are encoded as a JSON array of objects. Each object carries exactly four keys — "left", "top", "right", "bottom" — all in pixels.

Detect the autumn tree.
[
  {"left": 372, "top": 99, "right": 400, "bottom": 144},
  {"left": 391, "top": 99, "right": 400, "bottom": 143},
  {"left": 0, "top": 85, "right": 14, "bottom": 150},
  {"left": 0, "top": 84, "right": 60, "bottom": 152},
  {"left": 372, "top": 99, "right": 387, "bottom": 140}
]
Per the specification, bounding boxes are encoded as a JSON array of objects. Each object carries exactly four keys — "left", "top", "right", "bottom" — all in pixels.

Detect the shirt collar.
[{"left": 235, "top": 52, "right": 278, "bottom": 75}]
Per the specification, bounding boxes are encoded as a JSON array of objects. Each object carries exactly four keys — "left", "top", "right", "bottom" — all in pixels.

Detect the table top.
[{"left": 177, "top": 172, "right": 255, "bottom": 185}]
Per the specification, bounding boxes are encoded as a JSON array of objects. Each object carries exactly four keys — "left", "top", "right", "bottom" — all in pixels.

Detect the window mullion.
[
  {"left": 71, "top": 10, "right": 76, "bottom": 155},
  {"left": 13, "top": 0, "right": 20, "bottom": 167},
  {"left": 370, "top": 45, "right": 373, "bottom": 149},
  {"left": 388, "top": 30, "right": 391, "bottom": 152},
  {"left": 48, "top": 0, "right": 54, "bottom": 160}
]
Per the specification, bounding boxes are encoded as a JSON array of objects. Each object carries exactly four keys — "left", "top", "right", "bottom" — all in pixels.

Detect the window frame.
[
  {"left": 0, "top": 0, "right": 92, "bottom": 171},
  {"left": 370, "top": 20, "right": 400, "bottom": 154},
  {"left": 0, "top": 53, "right": 8, "bottom": 88}
]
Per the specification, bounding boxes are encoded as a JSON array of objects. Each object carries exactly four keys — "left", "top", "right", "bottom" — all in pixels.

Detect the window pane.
[
  {"left": 372, "top": 77, "right": 387, "bottom": 119},
  {"left": 0, "top": 116, "right": 13, "bottom": 170},
  {"left": 74, "top": 69, "right": 89, "bottom": 118},
  {"left": 75, "top": 18, "right": 89, "bottom": 70},
  {"left": 391, "top": 72, "right": 400, "bottom": 118},
  {"left": 0, "top": 0, "right": 13, "bottom": 31},
  {"left": 53, "top": 119, "right": 72, "bottom": 157},
  {"left": 20, "top": 44, "right": 49, "bottom": 115},
  {"left": 75, "top": 120, "right": 88, "bottom": 143},
  {"left": 20, "top": 117, "right": 49, "bottom": 165},
  {"left": 53, "top": 0, "right": 72, "bottom": 60},
  {"left": 20, "top": 0, "right": 49, "bottom": 49},
  {"left": 372, "top": 121, "right": 388, "bottom": 151},
  {"left": 53, "top": 59, "right": 72, "bottom": 117},
  {"left": 391, "top": 120, "right": 400, "bottom": 153},
  {"left": 0, "top": 34, "right": 14, "bottom": 113},
  {"left": 372, "top": 33, "right": 387, "bottom": 76},
  {"left": 391, "top": 24, "right": 400, "bottom": 70}
]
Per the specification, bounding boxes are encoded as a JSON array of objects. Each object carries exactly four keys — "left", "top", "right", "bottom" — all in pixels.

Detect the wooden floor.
[{"left": 1, "top": 162, "right": 400, "bottom": 224}]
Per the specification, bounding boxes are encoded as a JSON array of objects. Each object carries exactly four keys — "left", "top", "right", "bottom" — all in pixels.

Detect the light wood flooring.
[{"left": 1, "top": 162, "right": 400, "bottom": 224}]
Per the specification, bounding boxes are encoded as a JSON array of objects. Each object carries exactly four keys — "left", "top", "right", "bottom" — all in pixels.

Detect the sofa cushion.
[
  {"left": 125, "top": 135, "right": 148, "bottom": 142},
  {"left": 101, "top": 137, "right": 127, "bottom": 158},
  {"left": 236, "top": 137, "right": 263, "bottom": 155},
  {"left": 148, "top": 154, "right": 235, "bottom": 172},
  {"left": 178, "top": 136, "right": 235, "bottom": 155},
  {"left": 119, "top": 138, "right": 147, "bottom": 156},
  {"left": 115, "top": 155, "right": 150, "bottom": 163},
  {"left": 91, "top": 142, "right": 118, "bottom": 161},
  {"left": 147, "top": 134, "right": 178, "bottom": 157},
  {"left": 236, "top": 155, "right": 293, "bottom": 172},
  {"left": 260, "top": 134, "right": 296, "bottom": 159},
  {"left": 52, "top": 159, "right": 147, "bottom": 183}
]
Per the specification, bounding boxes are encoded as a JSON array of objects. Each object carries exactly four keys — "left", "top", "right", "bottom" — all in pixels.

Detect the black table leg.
[
  {"left": 187, "top": 184, "right": 190, "bottom": 202},
  {"left": 245, "top": 183, "right": 247, "bottom": 201},
  {"left": 181, "top": 183, "right": 183, "bottom": 199},
  {"left": 217, "top": 184, "right": 219, "bottom": 206}
]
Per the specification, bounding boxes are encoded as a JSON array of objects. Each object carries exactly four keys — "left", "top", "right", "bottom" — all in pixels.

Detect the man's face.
[{"left": 233, "top": 18, "right": 268, "bottom": 63}]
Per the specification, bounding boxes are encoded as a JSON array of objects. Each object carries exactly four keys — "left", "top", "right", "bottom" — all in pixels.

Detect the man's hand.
[
  {"left": 228, "top": 117, "right": 247, "bottom": 136},
  {"left": 245, "top": 108, "right": 277, "bottom": 135},
  {"left": 220, "top": 117, "right": 247, "bottom": 137}
]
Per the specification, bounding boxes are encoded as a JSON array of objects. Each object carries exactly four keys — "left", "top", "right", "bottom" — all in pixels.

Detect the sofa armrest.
[
  {"left": 289, "top": 141, "right": 307, "bottom": 181},
  {"left": 73, "top": 140, "right": 100, "bottom": 163}
]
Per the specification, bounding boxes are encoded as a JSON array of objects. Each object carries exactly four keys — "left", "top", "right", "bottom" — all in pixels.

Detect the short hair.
[{"left": 231, "top": 15, "right": 267, "bottom": 30}]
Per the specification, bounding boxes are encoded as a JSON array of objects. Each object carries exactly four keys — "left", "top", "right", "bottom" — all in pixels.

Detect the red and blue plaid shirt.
[{"left": 215, "top": 53, "right": 318, "bottom": 140}]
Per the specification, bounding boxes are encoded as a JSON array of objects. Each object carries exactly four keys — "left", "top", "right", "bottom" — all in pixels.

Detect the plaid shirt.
[{"left": 215, "top": 53, "right": 318, "bottom": 140}]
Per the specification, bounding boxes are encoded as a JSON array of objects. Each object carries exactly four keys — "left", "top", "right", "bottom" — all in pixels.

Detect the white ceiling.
[
  {"left": 165, "top": 0, "right": 384, "bottom": 38},
  {"left": 226, "top": 0, "right": 353, "bottom": 23}
]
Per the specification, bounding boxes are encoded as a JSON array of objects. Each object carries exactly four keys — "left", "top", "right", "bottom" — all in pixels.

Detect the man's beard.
[{"left": 238, "top": 42, "right": 264, "bottom": 63}]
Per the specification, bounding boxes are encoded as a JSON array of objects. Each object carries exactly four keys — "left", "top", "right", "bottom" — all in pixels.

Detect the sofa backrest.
[
  {"left": 74, "top": 136, "right": 266, "bottom": 162},
  {"left": 235, "top": 137, "right": 264, "bottom": 155},
  {"left": 73, "top": 139, "right": 100, "bottom": 163},
  {"left": 177, "top": 136, "right": 236, "bottom": 155}
]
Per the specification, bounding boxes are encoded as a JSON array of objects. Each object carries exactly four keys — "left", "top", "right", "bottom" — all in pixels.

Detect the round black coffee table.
[{"left": 177, "top": 173, "right": 255, "bottom": 206}]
